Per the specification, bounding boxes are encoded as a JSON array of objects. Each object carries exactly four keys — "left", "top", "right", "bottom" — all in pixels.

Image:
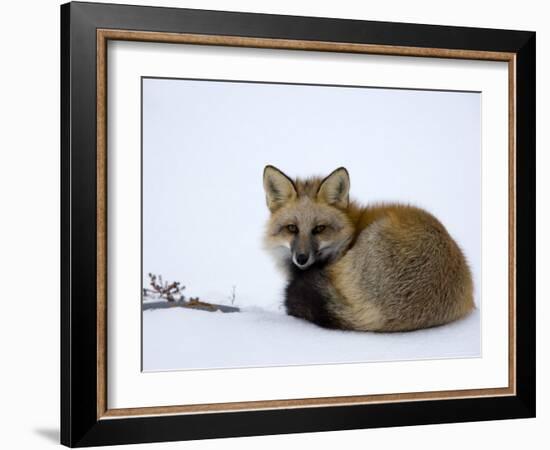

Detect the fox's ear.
[
  {"left": 263, "top": 165, "right": 297, "bottom": 212},
  {"left": 317, "top": 167, "right": 350, "bottom": 208}
]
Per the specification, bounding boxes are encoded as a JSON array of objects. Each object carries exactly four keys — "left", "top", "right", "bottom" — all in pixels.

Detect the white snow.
[{"left": 142, "top": 305, "right": 480, "bottom": 372}]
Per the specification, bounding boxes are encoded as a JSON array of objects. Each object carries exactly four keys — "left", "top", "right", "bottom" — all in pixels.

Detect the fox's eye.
[
  {"left": 287, "top": 224, "right": 298, "bottom": 233},
  {"left": 312, "top": 225, "right": 326, "bottom": 235}
]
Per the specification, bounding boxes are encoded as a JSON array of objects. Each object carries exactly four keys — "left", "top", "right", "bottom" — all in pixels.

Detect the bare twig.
[
  {"left": 144, "top": 273, "right": 185, "bottom": 302},
  {"left": 229, "top": 285, "right": 237, "bottom": 305}
]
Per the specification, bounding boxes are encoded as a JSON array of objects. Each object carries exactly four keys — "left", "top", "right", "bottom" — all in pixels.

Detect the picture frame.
[{"left": 60, "top": 1, "right": 536, "bottom": 447}]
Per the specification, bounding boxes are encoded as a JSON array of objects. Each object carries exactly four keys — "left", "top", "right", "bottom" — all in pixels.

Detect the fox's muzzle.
[{"left": 291, "top": 237, "right": 316, "bottom": 269}]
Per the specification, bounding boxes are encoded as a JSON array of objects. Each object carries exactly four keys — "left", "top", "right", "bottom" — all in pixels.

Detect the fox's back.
[{"left": 328, "top": 204, "right": 474, "bottom": 331}]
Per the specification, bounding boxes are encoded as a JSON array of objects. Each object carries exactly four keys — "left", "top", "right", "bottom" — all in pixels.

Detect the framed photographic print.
[{"left": 60, "top": 1, "right": 536, "bottom": 447}]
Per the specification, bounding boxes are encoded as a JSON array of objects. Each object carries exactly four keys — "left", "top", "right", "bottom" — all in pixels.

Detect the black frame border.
[{"left": 61, "top": 2, "right": 535, "bottom": 447}]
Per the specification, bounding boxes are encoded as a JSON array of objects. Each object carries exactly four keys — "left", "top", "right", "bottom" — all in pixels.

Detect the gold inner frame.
[{"left": 96, "top": 29, "right": 517, "bottom": 420}]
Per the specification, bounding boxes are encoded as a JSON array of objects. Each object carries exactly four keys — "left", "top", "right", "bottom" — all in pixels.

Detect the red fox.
[{"left": 263, "top": 165, "right": 474, "bottom": 332}]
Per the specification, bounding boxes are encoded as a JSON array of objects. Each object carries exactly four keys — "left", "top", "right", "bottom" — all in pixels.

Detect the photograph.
[
  {"left": 59, "top": 2, "right": 535, "bottom": 446},
  {"left": 141, "top": 77, "right": 482, "bottom": 372}
]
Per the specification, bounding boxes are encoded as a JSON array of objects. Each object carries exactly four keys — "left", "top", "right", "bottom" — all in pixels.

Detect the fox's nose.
[{"left": 296, "top": 253, "right": 309, "bottom": 265}]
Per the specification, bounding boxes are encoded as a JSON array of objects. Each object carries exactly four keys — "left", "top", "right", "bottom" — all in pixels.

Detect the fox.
[{"left": 262, "top": 165, "right": 474, "bottom": 332}]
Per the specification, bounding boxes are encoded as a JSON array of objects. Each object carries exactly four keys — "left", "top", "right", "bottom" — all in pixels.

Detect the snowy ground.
[{"left": 142, "top": 305, "right": 480, "bottom": 372}]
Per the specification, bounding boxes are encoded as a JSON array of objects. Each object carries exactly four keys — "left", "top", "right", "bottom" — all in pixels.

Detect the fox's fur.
[{"left": 263, "top": 165, "right": 474, "bottom": 332}]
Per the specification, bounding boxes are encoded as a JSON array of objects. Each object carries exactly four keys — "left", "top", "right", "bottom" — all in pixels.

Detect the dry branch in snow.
[
  {"left": 142, "top": 273, "right": 240, "bottom": 313},
  {"left": 143, "top": 273, "right": 185, "bottom": 302}
]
